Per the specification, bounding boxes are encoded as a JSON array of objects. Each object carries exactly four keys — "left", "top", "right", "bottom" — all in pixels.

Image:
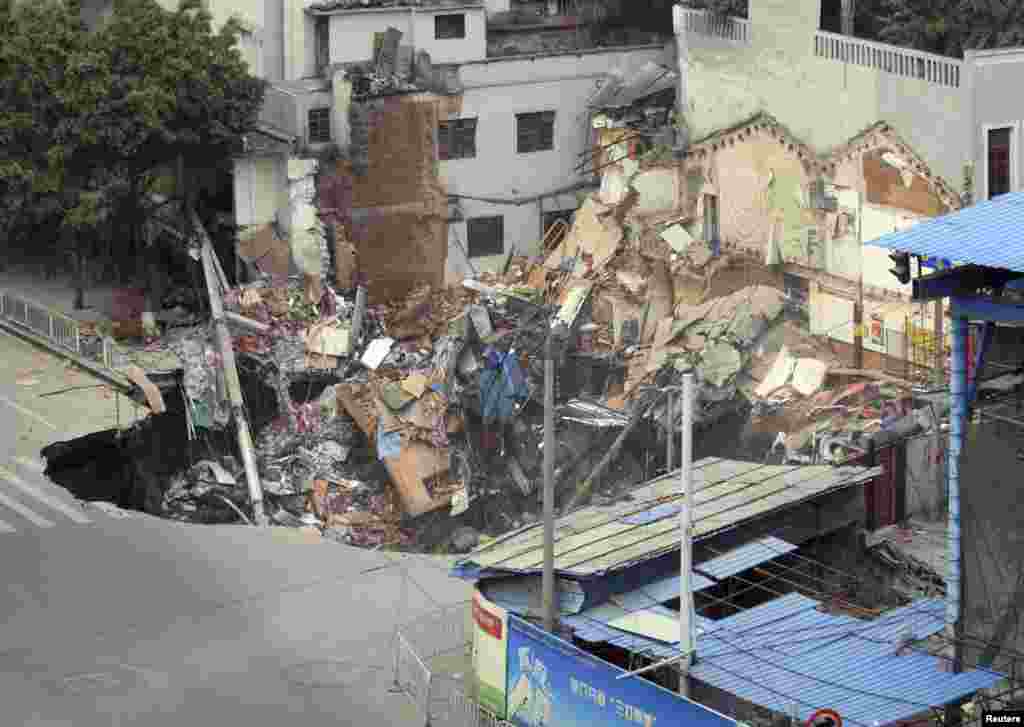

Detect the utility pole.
[
  {"left": 945, "top": 310, "right": 968, "bottom": 726},
  {"left": 194, "top": 210, "right": 267, "bottom": 527},
  {"left": 678, "top": 373, "right": 696, "bottom": 698},
  {"left": 854, "top": 190, "right": 864, "bottom": 370},
  {"left": 543, "top": 323, "right": 567, "bottom": 634},
  {"left": 665, "top": 388, "right": 674, "bottom": 472}
]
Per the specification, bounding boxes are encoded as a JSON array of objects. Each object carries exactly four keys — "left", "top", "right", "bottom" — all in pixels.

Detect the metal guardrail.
[
  {"left": 1, "top": 290, "right": 83, "bottom": 356},
  {"left": 0, "top": 289, "right": 127, "bottom": 374},
  {"left": 391, "top": 600, "right": 512, "bottom": 727}
]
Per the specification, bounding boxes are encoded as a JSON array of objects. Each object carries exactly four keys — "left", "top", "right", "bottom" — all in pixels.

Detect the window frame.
[
  {"left": 516, "top": 111, "right": 556, "bottom": 154},
  {"left": 702, "top": 193, "right": 720, "bottom": 245},
  {"left": 308, "top": 107, "right": 332, "bottom": 144},
  {"left": 466, "top": 215, "right": 504, "bottom": 259},
  {"left": 434, "top": 13, "right": 467, "bottom": 40},
  {"left": 983, "top": 122, "right": 1019, "bottom": 200},
  {"left": 438, "top": 117, "right": 478, "bottom": 161}
]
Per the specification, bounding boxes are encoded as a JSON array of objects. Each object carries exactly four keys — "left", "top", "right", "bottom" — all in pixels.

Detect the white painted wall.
[
  {"left": 233, "top": 155, "right": 287, "bottom": 227},
  {"left": 442, "top": 46, "right": 667, "bottom": 272},
  {"left": 965, "top": 48, "right": 1024, "bottom": 201},
  {"left": 414, "top": 7, "right": 487, "bottom": 65},
  {"left": 327, "top": 6, "right": 486, "bottom": 66}
]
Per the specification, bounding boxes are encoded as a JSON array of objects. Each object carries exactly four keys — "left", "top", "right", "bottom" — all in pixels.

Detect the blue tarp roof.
[
  {"left": 691, "top": 594, "right": 1004, "bottom": 727},
  {"left": 563, "top": 592, "right": 1003, "bottom": 727},
  {"left": 868, "top": 191, "right": 1024, "bottom": 273}
]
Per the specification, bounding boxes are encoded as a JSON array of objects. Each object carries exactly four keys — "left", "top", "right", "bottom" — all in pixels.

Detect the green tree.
[
  {"left": 875, "top": 0, "right": 1024, "bottom": 57},
  {"left": 0, "top": 0, "right": 266, "bottom": 310}
]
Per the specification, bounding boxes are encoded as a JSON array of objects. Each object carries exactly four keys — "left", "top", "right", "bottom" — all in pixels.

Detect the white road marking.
[
  {"left": 0, "top": 489, "right": 54, "bottom": 528},
  {"left": 14, "top": 456, "right": 45, "bottom": 474},
  {"left": 0, "top": 467, "right": 91, "bottom": 524},
  {"left": 0, "top": 394, "right": 58, "bottom": 431}
]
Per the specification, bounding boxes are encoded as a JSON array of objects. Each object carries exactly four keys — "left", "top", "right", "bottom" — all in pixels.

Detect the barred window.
[
  {"left": 467, "top": 216, "right": 504, "bottom": 258},
  {"left": 308, "top": 107, "right": 331, "bottom": 143}
]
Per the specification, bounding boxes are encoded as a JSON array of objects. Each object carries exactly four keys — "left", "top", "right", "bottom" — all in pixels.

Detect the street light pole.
[{"left": 543, "top": 323, "right": 567, "bottom": 634}]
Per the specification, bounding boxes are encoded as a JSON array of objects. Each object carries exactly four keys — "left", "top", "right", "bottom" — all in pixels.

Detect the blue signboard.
[{"left": 506, "top": 615, "right": 735, "bottom": 727}]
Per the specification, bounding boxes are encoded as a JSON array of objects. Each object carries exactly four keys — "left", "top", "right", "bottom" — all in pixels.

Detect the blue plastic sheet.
[
  {"left": 376, "top": 430, "right": 403, "bottom": 460},
  {"left": 480, "top": 349, "right": 529, "bottom": 421}
]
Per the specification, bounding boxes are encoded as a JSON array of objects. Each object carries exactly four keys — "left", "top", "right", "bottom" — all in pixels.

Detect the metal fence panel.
[{"left": 395, "top": 632, "right": 433, "bottom": 727}]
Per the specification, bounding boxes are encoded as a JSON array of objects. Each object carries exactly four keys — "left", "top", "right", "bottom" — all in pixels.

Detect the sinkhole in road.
[{"left": 40, "top": 366, "right": 281, "bottom": 521}]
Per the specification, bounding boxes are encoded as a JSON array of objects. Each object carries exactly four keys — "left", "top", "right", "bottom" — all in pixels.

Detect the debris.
[
  {"left": 755, "top": 345, "right": 796, "bottom": 398},
  {"left": 449, "top": 526, "right": 481, "bottom": 554},
  {"left": 659, "top": 223, "right": 693, "bottom": 254},
  {"left": 791, "top": 358, "right": 829, "bottom": 397},
  {"left": 361, "top": 337, "right": 395, "bottom": 370}
]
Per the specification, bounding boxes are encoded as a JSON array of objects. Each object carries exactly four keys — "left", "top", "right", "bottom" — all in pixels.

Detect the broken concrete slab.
[
  {"left": 792, "top": 358, "right": 829, "bottom": 397},
  {"left": 755, "top": 345, "right": 796, "bottom": 398},
  {"left": 698, "top": 341, "right": 742, "bottom": 388},
  {"left": 599, "top": 166, "right": 632, "bottom": 206},
  {"left": 631, "top": 168, "right": 679, "bottom": 215},
  {"left": 659, "top": 223, "right": 693, "bottom": 254},
  {"left": 545, "top": 196, "right": 623, "bottom": 274}
]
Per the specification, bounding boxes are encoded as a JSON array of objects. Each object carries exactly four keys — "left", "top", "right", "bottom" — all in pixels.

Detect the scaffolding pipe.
[{"left": 946, "top": 312, "right": 968, "bottom": 628}]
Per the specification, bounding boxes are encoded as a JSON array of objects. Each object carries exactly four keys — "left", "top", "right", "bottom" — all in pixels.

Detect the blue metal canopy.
[{"left": 868, "top": 192, "right": 1024, "bottom": 273}]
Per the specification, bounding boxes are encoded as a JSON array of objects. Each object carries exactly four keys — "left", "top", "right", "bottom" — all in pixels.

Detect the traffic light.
[{"left": 889, "top": 251, "right": 911, "bottom": 284}]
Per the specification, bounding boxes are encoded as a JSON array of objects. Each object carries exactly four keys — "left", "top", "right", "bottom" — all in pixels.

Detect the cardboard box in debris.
[{"left": 166, "top": 166, "right": 918, "bottom": 534}]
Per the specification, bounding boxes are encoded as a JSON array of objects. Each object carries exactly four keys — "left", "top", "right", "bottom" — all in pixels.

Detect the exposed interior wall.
[
  {"left": 328, "top": 93, "right": 456, "bottom": 302},
  {"left": 681, "top": 14, "right": 968, "bottom": 187}
]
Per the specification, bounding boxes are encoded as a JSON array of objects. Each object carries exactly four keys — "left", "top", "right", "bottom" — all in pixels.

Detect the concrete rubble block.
[
  {"left": 631, "top": 168, "right": 679, "bottom": 215},
  {"left": 599, "top": 165, "right": 632, "bottom": 207},
  {"left": 754, "top": 345, "right": 796, "bottom": 398},
  {"left": 544, "top": 196, "right": 622, "bottom": 274},
  {"left": 698, "top": 341, "right": 743, "bottom": 388},
  {"left": 791, "top": 358, "right": 829, "bottom": 397},
  {"left": 659, "top": 223, "right": 693, "bottom": 254}
]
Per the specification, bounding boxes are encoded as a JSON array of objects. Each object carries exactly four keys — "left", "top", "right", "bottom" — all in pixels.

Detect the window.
[
  {"left": 435, "top": 13, "right": 466, "bottom": 40},
  {"left": 308, "top": 107, "right": 331, "bottom": 143},
  {"left": 987, "top": 126, "right": 1014, "bottom": 199},
  {"left": 466, "top": 216, "right": 504, "bottom": 258},
  {"left": 438, "top": 118, "right": 477, "bottom": 160},
  {"left": 516, "top": 111, "right": 555, "bottom": 154},
  {"left": 702, "top": 194, "right": 720, "bottom": 251},
  {"left": 315, "top": 17, "right": 330, "bottom": 73}
]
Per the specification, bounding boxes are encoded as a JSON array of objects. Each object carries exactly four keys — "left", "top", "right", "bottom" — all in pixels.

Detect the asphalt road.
[{"left": 1, "top": 330, "right": 472, "bottom": 727}]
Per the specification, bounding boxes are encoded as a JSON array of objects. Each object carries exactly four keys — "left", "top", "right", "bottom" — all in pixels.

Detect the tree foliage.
[
  {"left": 0, "top": 0, "right": 266, "bottom": 262},
  {"left": 876, "top": 0, "right": 1024, "bottom": 57}
]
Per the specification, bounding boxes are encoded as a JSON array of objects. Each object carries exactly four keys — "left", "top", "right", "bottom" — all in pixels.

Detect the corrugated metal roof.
[
  {"left": 690, "top": 594, "right": 1003, "bottom": 727},
  {"left": 456, "top": 458, "right": 880, "bottom": 578},
  {"left": 867, "top": 191, "right": 1024, "bottom": 273},
  {"left": 481, "top": 576, "right": 586, "bottom": 616},
  {"left": 696, "top": 536, "right": 797, "bottom": 581},
  {"left": 560, "top": 590, "right": 1002, "bottom": 725},
  {"left": 612, "top": 536, "right": 796, "bottom": 611}
]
